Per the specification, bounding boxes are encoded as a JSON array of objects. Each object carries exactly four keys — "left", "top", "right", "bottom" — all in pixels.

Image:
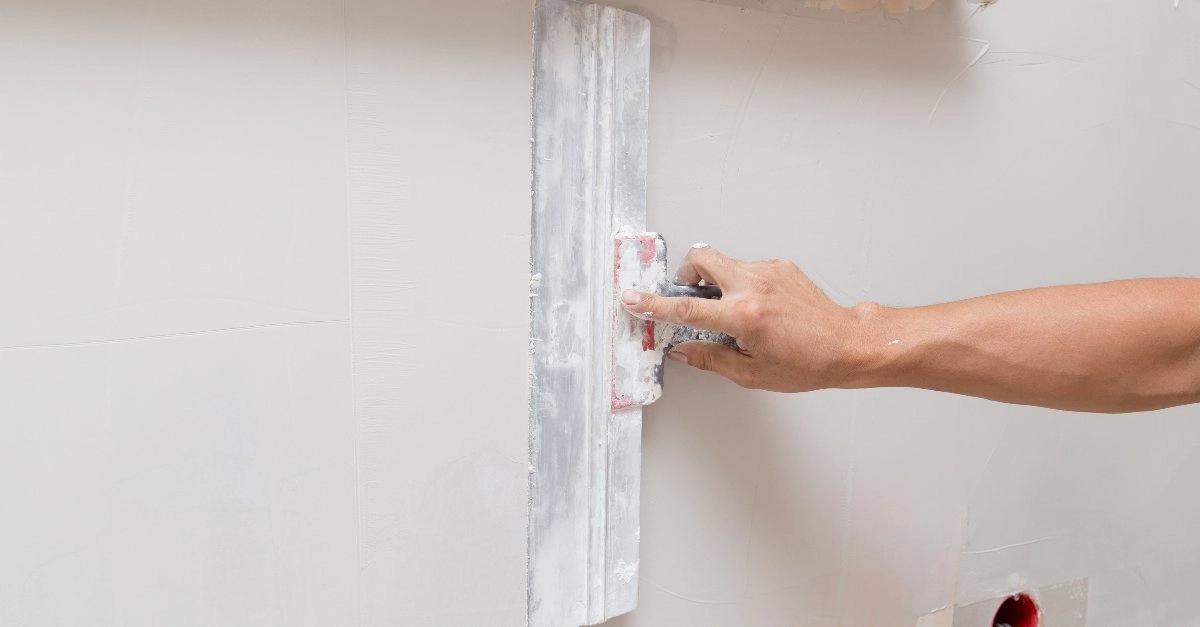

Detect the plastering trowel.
[{"left": 527, "top": 2, "right": 733, "bottom": 625}]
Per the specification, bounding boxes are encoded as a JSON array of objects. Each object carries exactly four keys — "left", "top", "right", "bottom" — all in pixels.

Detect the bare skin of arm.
[{"left": 621, "top": 245, "right": 1200, "bottom": 413}]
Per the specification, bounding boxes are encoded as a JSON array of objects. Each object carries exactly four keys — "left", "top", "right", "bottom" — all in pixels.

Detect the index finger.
[
  {"left": 674, "top": 243, "right": 743, "bottom": 290},
  {"left": 622, "top": 290, "right": 737, "bottom": 335}
]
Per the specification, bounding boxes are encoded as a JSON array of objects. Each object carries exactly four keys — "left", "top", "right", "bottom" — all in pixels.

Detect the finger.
[
  {"left": 669, "top": 341, "right": 753, "bottom": 386},
  {"left": 621, "top": 290, "right": 733, "bottom": 334},
  {"left": 673, "top": 243, "right": 742, "bottom": 289}
]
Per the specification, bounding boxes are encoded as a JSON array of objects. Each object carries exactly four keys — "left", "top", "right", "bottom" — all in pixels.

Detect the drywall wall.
[
  {"left": 597, "top": 0, "right": 1200, "bottom": 626},
  {"left": 4, "top": 0, "right": 1198, "bottom": 626},
  {"left": 0, "top": 1, "right": 531, "bottom": 626}
]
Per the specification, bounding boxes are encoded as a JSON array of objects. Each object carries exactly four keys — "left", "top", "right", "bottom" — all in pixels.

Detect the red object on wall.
[{"left": 992, "top": 593, "right": 1040, "bottom": 627}]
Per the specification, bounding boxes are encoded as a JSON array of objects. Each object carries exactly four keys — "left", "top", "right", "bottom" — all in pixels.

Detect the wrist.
[{"left": 839, "top": 301, "right": 911, "bottom": 389}]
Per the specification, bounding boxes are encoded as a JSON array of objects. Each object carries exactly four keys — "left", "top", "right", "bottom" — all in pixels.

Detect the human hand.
[{"left": 620, "top": 244, "right": 873, "bottom": 392}]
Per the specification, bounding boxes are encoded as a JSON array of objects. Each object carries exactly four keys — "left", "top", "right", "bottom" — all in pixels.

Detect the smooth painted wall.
[
  {"left": 0, "top": 1, "right": 531, "bottom": 626},
  {"left": 604, "top": 0, "right": 1200, "bottom": 625}
]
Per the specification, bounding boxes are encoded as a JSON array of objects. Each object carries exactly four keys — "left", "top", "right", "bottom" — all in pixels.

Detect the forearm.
[
  {"left": 625, "top": 246, "right": 1200, "bottom": 412},
  {"left": 850, "top": 279, "right": 1200, "bottom": 412}
]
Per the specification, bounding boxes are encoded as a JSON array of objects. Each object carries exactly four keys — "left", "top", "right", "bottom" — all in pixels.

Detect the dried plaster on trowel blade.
[
  {"left": 527, "top": 2, "right": 650, "bottom": 624},
  {"left": 612, "top": 232, "right": 667, "bottom": 409}
]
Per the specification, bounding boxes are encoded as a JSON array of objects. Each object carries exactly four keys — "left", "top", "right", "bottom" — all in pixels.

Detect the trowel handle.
[
  {"left": 661, "top": 284, "right": 723, "bottom": 300},
  {"left": 657, "top": 283, "right": 740, "bottom": 353}
]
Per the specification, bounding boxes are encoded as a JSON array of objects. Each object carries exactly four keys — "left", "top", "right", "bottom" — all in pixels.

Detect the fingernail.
[
  {"left": 692, "top": 242, "right": 709, "bottom": 249},
  {"left": 621, "top": 290, "right": 642, "bottom": 306},
  {"left": 668, "top": 351, "right": 689, "bottom": 365}
]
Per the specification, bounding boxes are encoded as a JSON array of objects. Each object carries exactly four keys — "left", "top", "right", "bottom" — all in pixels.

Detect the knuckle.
[
  {"left": 692, "top": 250, "right": 717, "bottom": 269},
  {"left": 773, "top": 259, "right": 799, "bottom": 273},
  {"left": 684, "top": 246, "right": 710, "bottom": 265},
  {"left": 673, "top": 297, "right": 697, "bottom": 322},
  {"left": 701, "top": 246, "right": 731, "bottom": 267},
  {"left": 734, "top": 299, "right": 766, "bottom": 328}
]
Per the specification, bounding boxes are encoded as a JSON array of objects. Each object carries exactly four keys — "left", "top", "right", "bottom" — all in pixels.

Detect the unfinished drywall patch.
[{"left": 952, "top": 580, "right": 1086, "bottom": 627}]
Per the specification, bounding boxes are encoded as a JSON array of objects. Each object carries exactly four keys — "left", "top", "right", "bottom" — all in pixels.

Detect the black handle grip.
[
  {"left": 661, "top": 284, "right": 723, "bottom": 299},
  {"left": 657, "top": 283, "right": 737, "bottom": 352}
]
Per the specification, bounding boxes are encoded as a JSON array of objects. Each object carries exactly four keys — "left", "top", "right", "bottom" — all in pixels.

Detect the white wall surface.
[
  {"left": 0, "top": 1, "right": 531, "bottom": 625},
  {"left": 3, "top": 0, "right": 1199, "bottom": 626},
  {"left": 602, "top": 0, "right": 1200, "bottom": 626}
]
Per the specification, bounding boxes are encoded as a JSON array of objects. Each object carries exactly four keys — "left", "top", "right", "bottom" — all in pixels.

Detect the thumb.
[{"left": 669, "top": 341, "right": 752, "bottom": 386}]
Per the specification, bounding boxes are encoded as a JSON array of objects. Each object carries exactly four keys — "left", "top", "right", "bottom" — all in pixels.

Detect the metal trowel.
[{"left": 527, "top": 3, "right": 733, "bottom": 625}]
